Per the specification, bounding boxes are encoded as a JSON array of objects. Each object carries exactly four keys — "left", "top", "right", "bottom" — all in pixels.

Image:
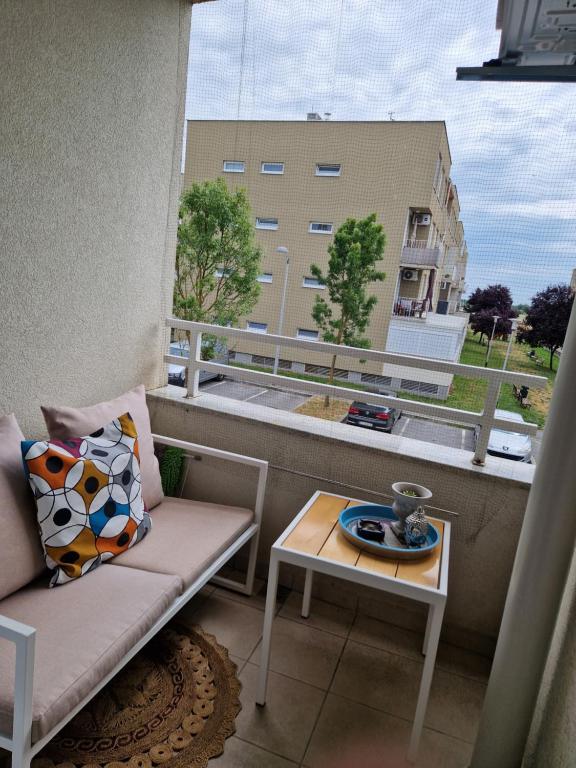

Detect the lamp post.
[
  {"left": 273, "top": 246, "right": 289, "bottom": 376},
  {"left": 503, "top": 318, "right": 519, "bottom": 371},
  {"left": 484, "top": 315, "right": 500, "bottom": 367}
]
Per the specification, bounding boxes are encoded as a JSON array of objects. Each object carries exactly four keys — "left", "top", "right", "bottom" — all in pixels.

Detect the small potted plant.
[{"left": 391, "top": 482, "right": 432, "bottom": 537}]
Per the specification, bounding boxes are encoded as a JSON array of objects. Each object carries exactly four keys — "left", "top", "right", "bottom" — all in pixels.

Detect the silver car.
[
  {"left": 168, "top": 340, "right": 227, "bottom": 387},
  {"left": 476, "top": 408, "right": 533, "bottom": 463}
]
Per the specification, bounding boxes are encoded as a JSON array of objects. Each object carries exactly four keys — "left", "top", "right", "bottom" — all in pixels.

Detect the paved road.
[{"left": 199, "top": 377, "right": 479, "bottom": 453}]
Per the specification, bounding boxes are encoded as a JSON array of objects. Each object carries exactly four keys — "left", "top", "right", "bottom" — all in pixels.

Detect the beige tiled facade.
[{"left": 183, "top": 120, "right": 468, "bottom": 381}]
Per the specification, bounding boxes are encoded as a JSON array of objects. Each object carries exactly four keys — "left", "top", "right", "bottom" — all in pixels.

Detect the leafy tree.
[
  {"left": 466, "top": 284, "right": 516, "bottom": 343},
  {"left": 310, "top": 214, "right": 386, "bottom": 406},
  {"left": 174, "top": 178, "right": 262, "bottom": 356},
  {"left": 517, "top": 284, "right": 574, "bottom": 370}
]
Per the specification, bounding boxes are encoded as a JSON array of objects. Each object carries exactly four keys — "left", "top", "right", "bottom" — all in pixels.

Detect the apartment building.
[{"left": 183, "top": 119, "right": 468, "bottom": 398}]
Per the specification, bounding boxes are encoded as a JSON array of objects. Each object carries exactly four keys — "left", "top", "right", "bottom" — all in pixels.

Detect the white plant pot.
[{"left": 391, "top": 482, "right": 433, "bottom": 537}]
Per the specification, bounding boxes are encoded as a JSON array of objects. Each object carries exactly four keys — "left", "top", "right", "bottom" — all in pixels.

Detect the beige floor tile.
[
  {"left": 179, "top": 594, "right": 264, "bottom": 659},
  {"left": 426, "top": 667, "right": 486, "bottom": 743},
  {"left": 278, "top": 591, "right": 355, "bottom": 637},
  {"left": 230, "top": 654, "right": 247, "bottom": 674},
  {"left": 213, "top": 570, "right": 269, "bottom": 611},
  {"left": 209, "top": 736, "right": 298, "bottom": 767},
  {"left": 331, "top": 640, "right": 485, "bottom": 743},
  {"left": 250, "top": 616, "right": 345, "bottom": 689},
  {"left": 351, "top": 614, "right": 491, "bottom": 682},
  {"left": 235, "top": 662, "right": 325, "bottom": 763},
  {"left": 331, "top": 640, "right": 422, "bottom": 721},
  {"left": 303, "top": 694, "right": 472, "bottom": 768}
]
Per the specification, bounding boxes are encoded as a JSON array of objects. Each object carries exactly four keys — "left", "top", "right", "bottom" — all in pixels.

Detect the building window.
[
  {"left": 257, "top": 273, "right": 273, "bottom": 283},
  {"left": 215, "top": 267, "right": 232, "bottom": 278},
  {"left": 223, "top": 161, "right": 245, "bottom": 173},
  {"left": 316, "top": 163, "right": 341, "bottom": 176},
  {"left": 302, "top": 276, "right": 325, "bottom": 289},
  {"left": 297, "top": 328, "right": 319, "bottom": 340},
  {"left": 261, "top": 162, "right": 284, "bottom": 174},
  {"left": 247, "top": 321, "right": 268, "bottom": 333},
  {"left": 309, "top": 222, "right": 333, "bottom": 234},
  {"left": 255, "top": 217, "right": 279, "bottom": 230}
]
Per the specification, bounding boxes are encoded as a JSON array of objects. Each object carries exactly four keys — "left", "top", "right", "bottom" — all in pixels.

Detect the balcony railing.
[
  {"left": 401, "top": 241, "right": 441, "bottom": 268},
  {"left": 165, "top": 318, "right": 547, "bottom": 466},
  {"left": 393, "top": 297, "right": 428, "bottom": 318}
]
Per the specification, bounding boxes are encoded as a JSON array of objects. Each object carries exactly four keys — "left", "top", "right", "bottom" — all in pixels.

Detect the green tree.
[
  {"left": 517, "top": 284, "right": 574, "bottom": 370},
  {"left": 310, "top": 214, "right": 386, "bottom": 406},
  {"left": 174, "top": 178, "right": 262, "bottom": 356}
]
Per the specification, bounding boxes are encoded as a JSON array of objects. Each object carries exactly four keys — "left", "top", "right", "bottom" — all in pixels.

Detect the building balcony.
[
  {"left": 393, "top": 296, "right": 428, "bottom": 318},
  {"left": 401, "top": 240, "right": 442, "bottom": 268}
]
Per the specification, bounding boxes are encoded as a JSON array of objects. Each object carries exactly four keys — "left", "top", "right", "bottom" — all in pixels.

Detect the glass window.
[
  {"left": 302, "top": 276, "right": 325, "bottom": 289},
  {"left": 309, "top": 222, "right": 333, "bottom": 234},
  {"left": 297, "top": 328, "right": 319, "bottom": 340},
  {"left": 215, "top": 267, "right": 232, "bottom": 278},
  {"left": 315, "top": 163, "right": 341, "bottom": 176},
  {"left": 261, "top": 162, "right": 284, "bottom": 174},
  {"left": 255, "top": 217, "right": 279, "bottom": 230},
  {"left": 223, "top": 161, "right": 245, "bottom": 173},
  {"left": 247, "top": 321, "right": 268, "bottom": 333},
  {"left": 257, "top": 273, "right": 273, "bottom": 283}
]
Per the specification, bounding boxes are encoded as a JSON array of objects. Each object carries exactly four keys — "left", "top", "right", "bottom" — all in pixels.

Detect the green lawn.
[{"left": 400, "top": 332, "right": 555, "bottom": 428}]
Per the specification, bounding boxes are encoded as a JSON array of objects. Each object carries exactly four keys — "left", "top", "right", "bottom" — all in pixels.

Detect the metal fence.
[{"left": 165, "top": 318, "right": 547, "bottom": 465}]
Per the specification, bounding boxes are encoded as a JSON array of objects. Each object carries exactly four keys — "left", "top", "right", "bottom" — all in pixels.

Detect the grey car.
[{"left": 168, "top": 340, "right": 227, "bottom": 387}]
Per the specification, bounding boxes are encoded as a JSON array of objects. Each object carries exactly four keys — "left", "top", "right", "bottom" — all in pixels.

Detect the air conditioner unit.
[
  {"left": 402, "top": 269, "right": 419, "bottom": 282},
  {"left": 413, "top": 213, "right": 431, "bottom": 226}
]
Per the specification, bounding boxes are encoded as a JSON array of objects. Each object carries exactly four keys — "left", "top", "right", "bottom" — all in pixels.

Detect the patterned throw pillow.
[{"left": 22, "top": 412, "right": 151, "bottom": 586}]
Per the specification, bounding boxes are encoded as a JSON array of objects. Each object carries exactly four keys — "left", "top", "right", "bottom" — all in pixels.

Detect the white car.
[{"left": 476, "top": 409, "right": 533, "bottom": 463}]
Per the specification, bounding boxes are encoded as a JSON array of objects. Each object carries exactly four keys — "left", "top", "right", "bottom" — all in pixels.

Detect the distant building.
[{"left": 183, "top": 120, "right": 469, "bottom": 398}]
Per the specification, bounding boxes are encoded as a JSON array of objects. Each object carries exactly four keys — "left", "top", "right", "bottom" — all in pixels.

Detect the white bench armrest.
[{"left": 0, "top": 613, "right": 35, "bottom": 754}]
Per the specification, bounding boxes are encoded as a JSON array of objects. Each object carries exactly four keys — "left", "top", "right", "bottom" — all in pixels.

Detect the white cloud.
[{"left": 187, "top": 0, "right": 576, "bottom": 303}]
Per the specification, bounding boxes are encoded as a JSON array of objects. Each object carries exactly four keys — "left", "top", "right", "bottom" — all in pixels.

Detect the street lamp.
[
  {"left": 273, "top": 246, "right": 290, "bottom": 376},
  {"left": 484, "top": 315, "right": 500, "bottom": 367},
  {"left": 503, "top": 318, "right": 519, "bottom": 371}
]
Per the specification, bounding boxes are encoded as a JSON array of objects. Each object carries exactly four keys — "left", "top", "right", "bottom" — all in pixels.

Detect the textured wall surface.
[
  {"left": 0, "top": 0, "right": 191, "bottom": 436},
  {"left": 148, "top": 387, "right": 532, "bottom": 653}
]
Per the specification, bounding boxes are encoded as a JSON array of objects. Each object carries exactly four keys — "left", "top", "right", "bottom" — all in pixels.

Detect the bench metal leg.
[
  {"left": 256, "top": 553, "right": 279, "bottom": 706},
  {"left": 408, "top": 600, "right": 445, "bottom": 763},
  {"left": 302, "top": 569, "right": 314, "bottom": 618}
]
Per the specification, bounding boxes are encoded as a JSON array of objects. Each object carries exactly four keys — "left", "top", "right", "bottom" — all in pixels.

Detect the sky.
[{"left": 186, "top": 0, "right": 576, "bottom": 304}]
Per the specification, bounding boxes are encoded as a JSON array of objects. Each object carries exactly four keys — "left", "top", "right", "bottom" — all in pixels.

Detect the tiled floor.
[{"left": 179, "top": 580, "right": 490, "bottom": 768}]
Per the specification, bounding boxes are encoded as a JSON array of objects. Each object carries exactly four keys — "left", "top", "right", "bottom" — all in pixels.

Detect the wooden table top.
[{"left": 281, "top": 493, "right": 446, "bottom": 591}]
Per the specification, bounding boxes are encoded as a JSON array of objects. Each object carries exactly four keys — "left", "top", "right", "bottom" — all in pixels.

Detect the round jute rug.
[{"left": 32, "top": 624, "right": 241, "bottom": 768}]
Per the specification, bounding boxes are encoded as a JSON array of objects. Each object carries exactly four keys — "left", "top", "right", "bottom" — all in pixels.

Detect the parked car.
[
  {"left": 168, "top": 339, "right": 228, "bottom": 387},
  {"left": 346, "top": 400, "right": 402, "bottom": 433},
  {"left": 475, "top": 408, "right": 533, "bottom": 463}
]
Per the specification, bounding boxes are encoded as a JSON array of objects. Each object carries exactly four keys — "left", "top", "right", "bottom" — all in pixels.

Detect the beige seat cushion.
[
  {"left": 0, "top": 566, "right": 181, "bottom": 742},
  {"left": 41, "top": 384, "right": 164, "bottom": 511},
  {"left": 108, "top": 497, "right": 253, "bottom": 588},
  {"left": 0, "top": 414, "right": 46, "bottom": 600}
]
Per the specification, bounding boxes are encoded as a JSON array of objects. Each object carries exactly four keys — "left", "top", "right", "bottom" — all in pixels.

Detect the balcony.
[
  {"left": 393, "top": 296, "right": 428, "bottom": 318},
  {"left": 401, "top": 240, "right": 442, "bottom": 268}
]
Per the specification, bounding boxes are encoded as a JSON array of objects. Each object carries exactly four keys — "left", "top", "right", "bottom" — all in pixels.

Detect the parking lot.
[{"left": 201, "top": 377, "right": 479, "bottom": 450}]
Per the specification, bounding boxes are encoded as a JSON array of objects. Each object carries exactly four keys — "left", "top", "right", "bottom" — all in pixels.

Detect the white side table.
[{"left": 256, "top": 491, "right": 451, "bottom": 763}]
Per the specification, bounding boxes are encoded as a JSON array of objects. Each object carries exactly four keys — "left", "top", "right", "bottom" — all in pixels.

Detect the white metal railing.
[
  {"left": 165, "top": 318, "right": 547, "bottom": 465},
  {"left": 401, "top": 243, "right": 441, "bottom": 268}
]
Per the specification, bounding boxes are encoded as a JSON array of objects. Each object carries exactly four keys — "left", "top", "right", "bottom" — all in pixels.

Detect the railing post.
[
  {"left": 472, "top": 378, "right": 501, "bottom": 465},
  {"left": 186, "top": 330, "right": 202, "bottom": 398}
]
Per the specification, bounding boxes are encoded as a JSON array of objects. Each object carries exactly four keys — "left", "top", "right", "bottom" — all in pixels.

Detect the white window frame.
[
  {"left": 302, "top": 276, "right": 325, "bottom": 289},
  {"left": 255, "top": 217, "right": 279, "bottom": 230},
  {"left": 247, "top": 321, "right": 268, "bottom": 334},
  {"left": 223, "top": 161, "right": 245, "bottom": 173},
  {"left": 261, "top": 162, "right": 284, "bottom": 175},
  {"left": 215, "top": 267, "right": 232, "bottom": 278},
  {"left": 309, "top": 221, "right": 334, "bottom": 234},
  {"left": 257, "top": 273, "right": 273, "bottom": 283},
  {"left": 315, "top": 163, "right": 341, "bottom": 177},
  {"left": 296, "top": 328, "right": 320, "bottom": 340}
]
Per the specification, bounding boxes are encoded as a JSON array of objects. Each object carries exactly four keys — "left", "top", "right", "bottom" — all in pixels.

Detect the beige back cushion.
[
  {"left": 0, "top": 414, "right": 46, "bottom": 599},
  {"left": 41, "top": 385, "right": 164, "bottom": 511}
]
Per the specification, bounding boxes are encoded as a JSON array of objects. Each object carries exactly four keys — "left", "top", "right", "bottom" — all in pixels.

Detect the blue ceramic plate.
[{"left": 339, "top": 504, "right": 440, "bottom": 560}]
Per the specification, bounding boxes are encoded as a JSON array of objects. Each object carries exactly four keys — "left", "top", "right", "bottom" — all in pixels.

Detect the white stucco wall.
[{"left": 0, "top": 0, "right": 191, "bottom": 436}]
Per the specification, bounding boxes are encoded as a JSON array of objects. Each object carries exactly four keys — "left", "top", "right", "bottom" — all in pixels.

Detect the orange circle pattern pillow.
[{"left": 21, "top": 412, "right": 151, "bottom": 586}]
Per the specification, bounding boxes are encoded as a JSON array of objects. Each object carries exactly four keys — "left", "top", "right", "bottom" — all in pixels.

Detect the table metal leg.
[
  {"left": 423, "top": 603, "right": 433, "bottom": 655},
  {"left": 408, "top": 600, "right": 445, "bottom": 763},
  {"left": 302, "top": 569, "right": 314, "bottom": 618},
  {"left": 256, "top": 553, "right": 279, "bottom": 706}
]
